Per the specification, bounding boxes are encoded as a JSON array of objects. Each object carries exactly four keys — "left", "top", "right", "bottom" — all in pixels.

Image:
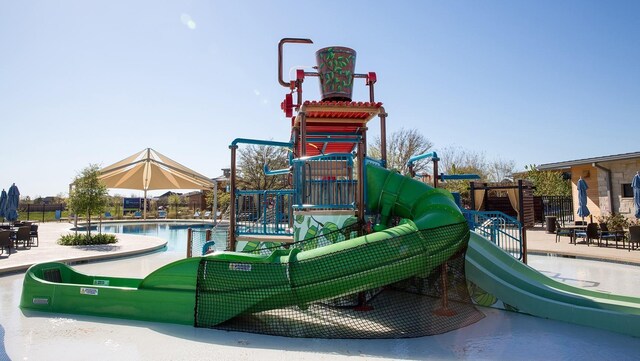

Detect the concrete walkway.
[{"left": 0, "top": 222, "right": 167, "bottom": 275}]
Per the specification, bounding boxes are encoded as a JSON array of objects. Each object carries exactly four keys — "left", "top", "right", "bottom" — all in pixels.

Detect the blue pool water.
[{"left": 87, "top": 222, "right": 227, "bottom": 253}]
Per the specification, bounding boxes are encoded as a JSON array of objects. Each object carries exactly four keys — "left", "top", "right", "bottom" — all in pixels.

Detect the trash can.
[{"left": 545, "top": 216, "right": 557, "bottom": 233}]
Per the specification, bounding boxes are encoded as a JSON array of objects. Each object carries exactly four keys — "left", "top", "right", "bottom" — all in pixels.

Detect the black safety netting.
[
  {"left": 241, "top": 219, "right": 365, "bottom": 256},
  {"left": 194, "top": 221, "right": 484, "bottom": 338}
]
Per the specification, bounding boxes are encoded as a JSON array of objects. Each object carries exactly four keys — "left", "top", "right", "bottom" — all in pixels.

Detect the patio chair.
[
  {"left": 104, "top": 211, "right": 113, "bottom": 220},
  {"left": 598, "top": 223, "right": 622, "bottom": 248},
  {"left": 29, "top": 224, "right": 39, "bottom": 247},
  {"left": 555, "top": 221, "right": 571, "bottom": 243},
  {"left": 134, "top": 211, "right": 142, "bottom": 219},
  {"left": 158, "top": 210, "right": 167, "bottom": 219},
  {"left": 575, "top": 223, "right": 599, "bottom": 246},
  {"left": 0, "top": 230, "right": 12, "bottom": 255},
  {"left": 204, "top": 211, "right": 212, "bottom": 219},
  {"left": 629, "top": 226, "right": 640, "bottom": 252},
  {"left": 12, "top": 226, "right": 31, "bottom": 249}
]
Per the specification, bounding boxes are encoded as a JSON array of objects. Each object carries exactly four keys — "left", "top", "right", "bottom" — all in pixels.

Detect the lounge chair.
[
  {"left": 575, "top": 223, "right": 599, "bottom": 246},
  {"left": 12, "top": 226, "right": 31, "bottom": 249},
  {"left": 0, "top": 230, "right": 12, "bottom": 255},
  {"left": 158, "top": 210, "right": 167, "bottom": 219},
  {"left": 598, "top": 223, "right": 622, "bottom": 248},
  {"left": 104, "top": 211, "right": 113, "bottom": 220},
  {"left": 29, "top": 224, "right": 39, "bottom": 247},
  {"left": 194, "top": 211, "right": 201, "bottom": 218},
  {"left": 555, "top": 221, "right": 571, "bottom": 243},
  {"left": 204, "top": 211, "right": 212, "bottom": 218},
  {"left": 134, "top": 211, "right": 142, "bottom": 219},
  {"left": 629, "top": 226, "right": 640, "bottom": 251}
]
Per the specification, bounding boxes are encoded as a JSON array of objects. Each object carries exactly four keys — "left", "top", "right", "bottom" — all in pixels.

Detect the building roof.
[{"left": 538, "top": 151, "right": 640, "bottom": 170}]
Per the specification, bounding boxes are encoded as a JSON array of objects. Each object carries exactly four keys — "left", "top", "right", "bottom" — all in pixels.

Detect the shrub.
[
  {"left": 58, "top": 233, "right": 118, "bottom": 246},
  {"left": 596, "top": 213, "right": 630, "bottom": 231}
]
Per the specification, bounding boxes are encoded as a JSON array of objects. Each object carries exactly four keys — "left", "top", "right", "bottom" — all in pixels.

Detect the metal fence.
[
  {"left": 235, "top": 189, "right": 294, "bottom": 236},
  {"left": 463, "top": 210, "right": 523, "bottom": 260},
  {"left": 292, "top": 153, "right": 357, "bottom": 210},
  {"left": 540, "top": 196, "right": 573, "bottom": 226}
]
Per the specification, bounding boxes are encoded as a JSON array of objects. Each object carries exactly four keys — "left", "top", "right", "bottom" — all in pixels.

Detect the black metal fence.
[
  {"left": 538, "top": 196, "right": 573, "bottom": 226},
  {"left": 18, "top": 203, "right": 66, "bottom": 222}
]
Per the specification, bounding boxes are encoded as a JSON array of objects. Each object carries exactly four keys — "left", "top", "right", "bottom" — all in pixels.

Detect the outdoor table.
[{"left": 562, "top": 225, "right": 588, "bottom": 244}]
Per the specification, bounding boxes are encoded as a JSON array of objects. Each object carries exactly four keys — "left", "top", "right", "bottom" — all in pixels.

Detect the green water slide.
[
  {"left": 21, "top": 164, "right": 469, "bottom": 326},
  {"left": 466, "top": 231, "right": 640, "bottom": 337}
]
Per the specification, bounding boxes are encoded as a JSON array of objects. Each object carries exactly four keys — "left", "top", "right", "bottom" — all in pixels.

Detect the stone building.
[{"left": 538, "top": 152, "right": 640, "bottom": 221}]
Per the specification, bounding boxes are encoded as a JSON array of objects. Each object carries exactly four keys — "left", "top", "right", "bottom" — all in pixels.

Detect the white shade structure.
[{"left": 99, "top": 148, "right": 214, "bottom": 219}]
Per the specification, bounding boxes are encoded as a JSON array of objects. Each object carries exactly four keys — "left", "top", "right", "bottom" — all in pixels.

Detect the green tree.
[
  {"left": 521, "top": 165, "right": 571, "bottom": 196},
  {"left": 205, "top": 189, "right": 231, "bottom": 218},
  {"left": 237, "top": 144, "right": 289, "bottom": 190},
  {"left": 368, "top": 128, "right": 434, "bottom": 176},
  {"left": 68, "top": 164, "right": 109, "bottom": 237},
  {"left": 168, "top": 193, "right": 182, "bottom": 218}
]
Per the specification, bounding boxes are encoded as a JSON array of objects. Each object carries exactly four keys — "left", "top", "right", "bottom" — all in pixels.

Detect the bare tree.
[
  {"left": 237, "top": 144, "right": 290, "bottom": 190},
  {"left": 437, "top": 146, "right": 488, "bottom": 178},
  {"left": 487, "top": 158, "right": 517, "bottom": 182},
  {"left": 368, "top": 128, "right": 434, "bottom": 176}
]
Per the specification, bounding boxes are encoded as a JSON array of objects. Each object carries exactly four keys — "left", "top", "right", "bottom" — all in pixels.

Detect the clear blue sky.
[{"left": 1, "top": 1, "right": 638, "bottom": 198}]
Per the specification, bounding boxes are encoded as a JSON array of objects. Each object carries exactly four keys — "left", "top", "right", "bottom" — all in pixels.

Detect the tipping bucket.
[{"left": 315, "top": 46, "right": 357, "bottom": 101}]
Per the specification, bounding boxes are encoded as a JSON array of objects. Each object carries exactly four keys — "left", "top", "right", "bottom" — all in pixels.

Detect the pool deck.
[
  {"left": 1, "top": 222, "right": 639, "bottom": 275},
  {"left": 526, "top": 226, "right": 640, "bottom": 265},
  {"left": 0, "top": 221, "right": 168, "bottom": 275}
]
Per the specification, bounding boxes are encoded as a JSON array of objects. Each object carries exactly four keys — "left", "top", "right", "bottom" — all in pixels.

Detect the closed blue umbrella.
[
  {"left": 0, "top": 189, "right": 6, "bottom": 221},
  {"left": 577, "top": 177, "right": 590, "bottom": 220},
  {"left": 632, "top": 172, "right": 640, "bottom": 219},
  {"left": 0, "top": 189, "right": 6, "bottom": 213},
  {"left": 5, "top": 183, "right": 20, "bottom": 222}
]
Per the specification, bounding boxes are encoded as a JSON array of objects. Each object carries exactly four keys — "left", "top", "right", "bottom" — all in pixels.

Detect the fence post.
[
  {"left": 187, "top": 228, "right": 193, "bottom": 258},
  {"left": 206, "top": 229, "right": 212, "bottom": 242}
]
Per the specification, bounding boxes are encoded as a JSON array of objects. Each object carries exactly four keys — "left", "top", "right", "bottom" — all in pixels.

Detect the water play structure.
[{"left": 21, "top": 38, "right": 640, "bottom": 338}]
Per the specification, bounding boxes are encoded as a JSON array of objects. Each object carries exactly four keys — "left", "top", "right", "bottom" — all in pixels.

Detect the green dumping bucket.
[{"left": 315, "top": 46, "right": 357, "bottom": 101}]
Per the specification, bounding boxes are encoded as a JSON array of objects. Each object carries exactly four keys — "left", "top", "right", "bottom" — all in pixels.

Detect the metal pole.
[
  {"left": 187, "top": 228, "right": 193, "bottom": 258},
  {"left": 518, "top": 179, "right": 527, "bottom": 264},
  {"left": 357, "top": 140, "right": 365, "bottom": 223},
  {"left": 378, "top": 108, "right": 387, "bottom": 168},
  {"left": 300, "top": 112, "right": 307, "bottom": 157},
  {"left": 213, "top": 180, "right": 218, "bottom": 226},
  {"left": 433, "top": 158, "right": 439, "bottom": 188},
  {"left": 229, "top": 145, "right": 237, "bottom": 251}
]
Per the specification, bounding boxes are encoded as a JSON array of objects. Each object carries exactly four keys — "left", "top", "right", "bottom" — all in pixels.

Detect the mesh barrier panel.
[
  {"left": 195, "top": 222, "right": 483, "bottom": 338},
  {"left": 241, "top": 220, "right": 364, "bottom": 256}
]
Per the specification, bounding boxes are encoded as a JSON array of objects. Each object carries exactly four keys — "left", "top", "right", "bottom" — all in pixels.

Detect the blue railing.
[
  {"left": 235, "top": 189, "right": 294, "bottom": 236},
  {"left": 292, "top": 153, "right": 356, "bottom": 210},
  {"left": 463, "top": 210, "right": 523, "bottom": 260}
]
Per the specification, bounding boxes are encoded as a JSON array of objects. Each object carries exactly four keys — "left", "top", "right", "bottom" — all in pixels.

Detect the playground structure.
[{"left": 20, "top": 38, "right": 640, "bottom": 338}]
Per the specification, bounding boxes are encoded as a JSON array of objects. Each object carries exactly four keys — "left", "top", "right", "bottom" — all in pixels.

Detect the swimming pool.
[{"left": 82, "top": 222, "right": 228, "bottom": 253}]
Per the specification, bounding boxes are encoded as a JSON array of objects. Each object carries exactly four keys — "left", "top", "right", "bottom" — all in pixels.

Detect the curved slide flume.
[
  {"left": 21, "top": 164, "right": 469, "bottom": 326},
  {"left": 466, "top": 231, "right": 640, "bottom": 337}
]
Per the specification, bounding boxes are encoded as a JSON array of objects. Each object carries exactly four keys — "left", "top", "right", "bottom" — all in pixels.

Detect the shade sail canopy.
[{"left": 99, "top": 148, "right": 214, "bottom": 191}]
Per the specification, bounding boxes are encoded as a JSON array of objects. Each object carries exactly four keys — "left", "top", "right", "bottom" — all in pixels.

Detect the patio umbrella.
[
  {"left": 5, "top": 183, "right": 20, "bottom": 222},
  {"left": 576, "top": 177, "right": 590, "bottom": 221},
  {"left": 0, "top": 189, "right": 6, "bottom": 222},
  {"left": 632, "top": 172, "right": 640, "bottom": 219}
]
